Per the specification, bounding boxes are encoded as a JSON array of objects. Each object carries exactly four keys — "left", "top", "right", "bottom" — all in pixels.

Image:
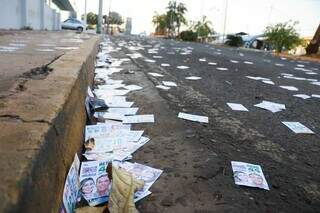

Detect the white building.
[{"left": 0, "top": 0, "right": 76, "bottom": 30}]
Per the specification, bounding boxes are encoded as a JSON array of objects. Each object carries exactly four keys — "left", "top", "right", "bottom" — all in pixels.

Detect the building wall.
[
  {"left": 0, "top": 0, "right": 22, "bottom": 29},
  {"left": 27, "top": 0, "right": 42, "bottom": 29},
  {"left": 0, "top": 0, "right": 61, "bottom": 30},
  {"left": 44, "top": 4, "right": 53, "bottom": 30}
]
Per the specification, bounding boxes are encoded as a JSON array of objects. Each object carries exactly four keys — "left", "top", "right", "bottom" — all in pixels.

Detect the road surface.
[{"left": 108, "top": 35, "right": 320, "bottom": 212}]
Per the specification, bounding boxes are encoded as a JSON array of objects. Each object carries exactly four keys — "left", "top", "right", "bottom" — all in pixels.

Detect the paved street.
[{"left": 108, "top": 35, "right": 320, "bottom": 212}]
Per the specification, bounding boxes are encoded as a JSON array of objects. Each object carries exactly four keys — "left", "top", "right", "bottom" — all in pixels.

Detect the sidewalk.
[
  {"left": 0, "top": 30, "right": 93, "bottom": 94},
  {"left": 0, "top": 30, "right": 100, "bottom": 212}
]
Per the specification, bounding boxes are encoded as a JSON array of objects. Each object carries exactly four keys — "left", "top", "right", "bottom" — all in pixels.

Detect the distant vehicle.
[
  {"left": 138, "top": 32, "right": 147, "bottom": 37},
  {"left": 61, "top": 18, "right": 86, "bottom": 32}
]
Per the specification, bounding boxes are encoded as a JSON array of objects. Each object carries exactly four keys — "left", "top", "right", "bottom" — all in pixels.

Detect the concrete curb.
[{"left": 0, "top": 35, "right": 101, "bottom": 212}]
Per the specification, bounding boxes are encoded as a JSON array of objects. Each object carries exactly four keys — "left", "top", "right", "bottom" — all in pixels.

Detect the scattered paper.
[
  {"left": 231, "top": 161, "right": 269, "bottom": 190},
  {"left": 208, "top": 62, "right": 217, "bottom": 65},
  {"left": 162, "top": 81, "right": 177, "bottom": 87},
  {"left": 254, "top": 101, "right": 285, "bottom": 113},
  {"left": 293, "top": 94, "right": 311, "bottom": 99},
  {"left": 216, "top": 67, "right": 228, "bottom": 71},
  {"left": 156, "top": 85, "right": 171, "bottom": 90},
  {"left": 148, "top": 72, "right": 164, "bottom": 77},
  {"left": 185, "top": 76, "right": 202, "bottom": 80},
  {"left": 282, "top": 122, "right": 314, "bottom": 134},
  {"left": 122, "top": 114, "right": 155, "bottom": 124},
  {"left": 262, "top": 80, "right": 275, "bottom": 85},
  {"left": 78, "top": 160, "right": 111, "bottom": 206},
  {"left": 246, "top": 76, "right": 270, "bottom": 81},
  {"left": 177, "top": 65, "right": 189, "bottom": 69},
  {"left": 145, "top": 59, "right": 156, "bottom": 63},
  {"left": 61, "top": 154, "right": 80, "bottom": 213},
  {"left": 227, "top": 103, "right": 249, "bottom": 111},
  {"left": 95, "top": 89, "right": 130, "bottom": 97},
  {"left": 85, "top": 122, "right": 131, "bottom": 140},
  {"left": 124, "top": 85, "right": 143, "bottom": 91},
  {"left": 115, "top": 162, "right": 162, "bottom": 202},
  {"left": 178, "top": 112, "right": 208, "bottom": 123},
  {"left": 279, "top": 86, "right": 299, "bottom": 91},
  {"left": 107, "top": 107, "right": 139, "bottom": 115}
]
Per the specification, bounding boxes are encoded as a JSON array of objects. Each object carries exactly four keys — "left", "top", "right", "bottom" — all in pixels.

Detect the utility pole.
[
  {"left": 107, "top": 0, "right": 112, "bottom": 34},
  {"left": 83, "top": 0, "right": 87, "bottom": 31},
  {"left": 96, "top": 0, "right": 103, "bottom": 34},
  {"left": 222, "top": 0, "right": 228, "bottom": 43}
]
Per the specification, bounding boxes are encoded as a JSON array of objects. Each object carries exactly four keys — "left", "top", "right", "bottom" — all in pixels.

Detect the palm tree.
[
  {"left": 176, "top": 2, "right": 187, "bottom": 35},
  {"left": 166, "top": 1, "right": 187, "bottom": 37},
  {"left": 193, "top": 16, "right": 213, "bottom": 40},
  {"left": 152, "top": 13, "right": 168, "bottom": 35}
]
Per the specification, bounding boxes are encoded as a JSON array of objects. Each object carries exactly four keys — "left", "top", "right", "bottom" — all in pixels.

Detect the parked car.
[{"left": 61, "top": 18, "right": 86, "bottom": 32}]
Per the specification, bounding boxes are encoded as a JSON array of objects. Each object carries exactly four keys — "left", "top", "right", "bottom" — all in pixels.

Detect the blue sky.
[{"left": 72, "top": 0, "right": 319, "bottom": 36}]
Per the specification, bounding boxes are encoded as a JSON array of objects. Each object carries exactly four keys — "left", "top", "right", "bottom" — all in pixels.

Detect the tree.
[
  {"left": 192, "top": 16, "right": 213, "bottom": 38},
  {"left": 176, "top": 2, "right": 187, "bottom": 35},
  {"left": 264, "top": 21, "right": 301, "bottom": 53},
  {"left": 106, "top": 11, "right": 124, "bottom": 25},
  {"left": 152, "top": 13, "right": 168, "bottom": 35},
  {"left": 166, "top": 1, "right": 187, "bottom": 37},
  {"left": 86, "top": 12, "right": 97, "bottom": 25}
]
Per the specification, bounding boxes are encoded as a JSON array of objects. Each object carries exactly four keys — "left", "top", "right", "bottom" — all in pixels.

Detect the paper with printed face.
[
  {"left": 78, "top": 160, "right": 111, "bottom": 206},
  {"left": 178, "top": 112, "right": 208, "bottom": 123},
  {"left": 282, "top": 122, "right": 314, "bottom": 134},
  {"left": 122, "top": 114, "right": 155, "bottom": 124},
  {"left": 231, "top": 161, "right": 269, "bottom": 190},
  {"left": 227, "top": 103, "right": 249, "bottom": 111},
  {"left": 61, "top": 154, "right": 80, "bottom": 213},
  {"left": 162, "top": 81, "right": 177, "bottom": 87}
]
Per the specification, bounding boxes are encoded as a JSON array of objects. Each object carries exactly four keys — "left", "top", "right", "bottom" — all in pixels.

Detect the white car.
[{"left": 61, "top": 18, "right": 86, "bottom": 32}]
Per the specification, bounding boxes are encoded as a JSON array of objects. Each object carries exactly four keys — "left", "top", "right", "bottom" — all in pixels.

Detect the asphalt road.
[{"left": 110, "top": 35, "right": 320, "bottom": 212}]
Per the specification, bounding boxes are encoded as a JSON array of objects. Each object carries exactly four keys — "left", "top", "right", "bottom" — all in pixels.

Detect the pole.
[
  {"left": 84, "top": 0, "right": 87, "bottom": 31},
  {"left": 97, "top": 0, "right": 103, "bottom": 34},
  {"left": 107, "top": 0, "right": 112, "bottom": 34},
  {"left": 222, "top": 0, "right": 228, "bottom": 43}
]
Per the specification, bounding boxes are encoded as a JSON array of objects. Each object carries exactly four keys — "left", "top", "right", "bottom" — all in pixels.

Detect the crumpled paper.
[{"left": 108, "top": 166, "right": 144, "bottom": 213}]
